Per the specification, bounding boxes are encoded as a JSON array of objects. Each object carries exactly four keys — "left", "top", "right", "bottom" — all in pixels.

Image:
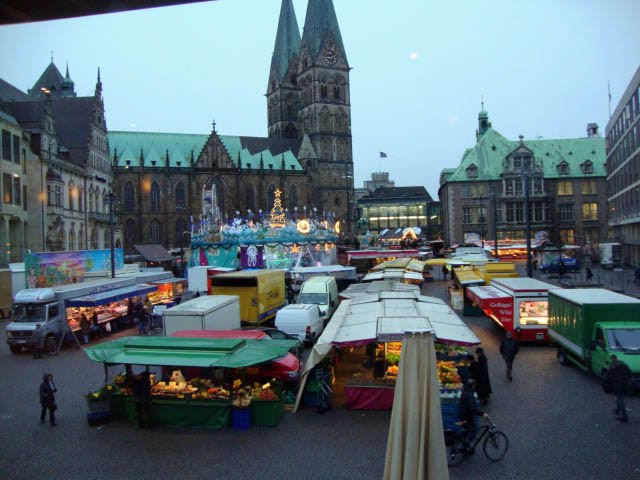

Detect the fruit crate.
[
  {"left": 250, "top": 401, "right": 284, "bottom": 427},
  {"left": 86, "top": 398, "right": 111, "bottom": 413},
  {"left": 232, "top": 407, "right": 250, "bottom": 431}
]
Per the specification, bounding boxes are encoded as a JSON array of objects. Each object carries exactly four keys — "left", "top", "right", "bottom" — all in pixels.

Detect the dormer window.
[
  {"left": 466, "top": 164, "right": 478, "bottom": 178},
  {"left": 557, "top": 161, "right": 569, "bottom": 175},
  {"left": 513, "top": 156, "right": 522, "bottom": 169},
  {"left": 581, "top": 160, "right": 594, "bottom": 174}
]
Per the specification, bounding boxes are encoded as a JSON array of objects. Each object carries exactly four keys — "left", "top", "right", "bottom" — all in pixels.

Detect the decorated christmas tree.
[{"left": 269, "top": 188, "right": 286, "bottom": 228}]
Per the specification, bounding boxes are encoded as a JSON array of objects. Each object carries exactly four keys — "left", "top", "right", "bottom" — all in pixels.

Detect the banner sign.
[{"left": 240, "top": 245, "right": 264, "bottom": 269}]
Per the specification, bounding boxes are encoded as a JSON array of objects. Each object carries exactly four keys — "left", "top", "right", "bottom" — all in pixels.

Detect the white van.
[
  {"left": 296, "top": 276, "right": 339, "bottom": 321},
  {"left": 275, "top": 304, "right": 322, "bottom": 345}
]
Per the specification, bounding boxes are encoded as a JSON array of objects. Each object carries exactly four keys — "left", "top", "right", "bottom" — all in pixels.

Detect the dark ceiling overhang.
[{"left": 1, "top": 1, "right": 214, "bottom": 26}]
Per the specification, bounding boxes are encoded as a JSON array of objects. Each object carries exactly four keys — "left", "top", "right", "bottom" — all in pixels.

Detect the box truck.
[
  {"left": 209, "top": 270, "right": 285, "bottom": 325},
  {"left": 599, "top": 243, "right": 622, "bottom": 269},
  {"left": 548, "top": 288, "right": 640, "bottom": 388},
  {"left": 161, "top": 295, "right": 240, "bottom": 336}
]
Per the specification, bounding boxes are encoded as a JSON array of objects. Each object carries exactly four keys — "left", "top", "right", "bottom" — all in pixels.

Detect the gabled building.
[
  {"left": 439, "top": 108, "right": 607, "bottom": 253},
  {"left": 112, "top": 0, "right": 355, "bottom": 253},
  {"left": 1, "top": 60, "right": 120, "bottom": 253}
]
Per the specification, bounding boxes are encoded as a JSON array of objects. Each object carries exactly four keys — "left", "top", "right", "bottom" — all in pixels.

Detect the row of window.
[
  {"left": 2, "top": 174, "right": 26, "bottom": 209},
  {"left": 607, "top": 85, "right": 640, "bottom": 148},
  {"left": 609, "top": 187, "right": 640, "bottom": 223},
  {"left": 1, "top": 129, "right": 27, "bottom": 167},
  {"left": 360, "top": 205, "right": 426, "bottom": 219},
  {"left": 123, "top": 218, "right": 188, "bottom": 246},
  {"left": 558, "top": 203, "right": 599, "bottom": 222},
  {"left": 46, "top": 183, "right": 108, "bottom": 213},
  {"left": 466, "top": 159, "right": 594, "bottom": 180},
  {"left": 608, "top": 123, "right": 640, "bottom": 174},
  {"left": 461, "top": 201, "right": 599, "bottom": 224},
  {"left": 460, "top": 179, "right": 598, "bottom": 198},
  {"left": 608, "top": 152, "right": 640, "bottom": 195}
]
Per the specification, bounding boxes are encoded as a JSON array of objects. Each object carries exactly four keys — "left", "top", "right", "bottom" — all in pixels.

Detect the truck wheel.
[
  {"left": 9, "top": 345, "right": 21, "bottom": 354},
  {"left": 557, "top": 347, "right": 570, "bottom": 366}
]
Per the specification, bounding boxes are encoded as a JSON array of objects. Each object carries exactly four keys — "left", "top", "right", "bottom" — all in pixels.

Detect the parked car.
[
  {"left": 539, "top": 257, "right": 580, "bottom": 273},
  {"left": 275, "top": 304, "right": 323, "bottom": 346},
  {"left": 243, "top": 326, "right": 304, "bottom": 357}
]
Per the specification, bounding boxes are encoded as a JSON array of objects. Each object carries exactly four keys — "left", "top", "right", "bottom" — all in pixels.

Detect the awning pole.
[{"left": 103, "top": 363, "right": 109, "bottom": 387}]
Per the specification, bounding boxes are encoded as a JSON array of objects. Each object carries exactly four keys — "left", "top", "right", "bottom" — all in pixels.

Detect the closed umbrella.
[{"left": 383, "top": 331, "right": 449, "bottom": 480}]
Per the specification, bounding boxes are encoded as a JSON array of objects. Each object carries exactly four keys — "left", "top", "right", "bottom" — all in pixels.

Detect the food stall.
[
  {"left": 466, "top": 277, "right": 560, "bottom": 342},
  {"left": 293, "top": 284, "right": 480, "bottom": 425},
  {"left": 147, "top": 277, "right": 188, "bottom": 307},
  {"left": 84, "top": 336, "right": 298, "bottom": 429},
  {"left": 451, "top": 266, "right": 485, "bottom": 315},
  {"left": 66, "top": 283, "right": 159, "bottom": 333}
]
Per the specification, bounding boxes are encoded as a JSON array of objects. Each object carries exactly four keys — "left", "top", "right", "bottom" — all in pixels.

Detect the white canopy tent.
[{"left": 293, "top": 286, "right": 481, "bottom": 412}]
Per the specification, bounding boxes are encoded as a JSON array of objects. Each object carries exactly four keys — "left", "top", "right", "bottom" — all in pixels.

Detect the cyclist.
[{"left": 458, "top": 378, "right": 489, "bottom": 453}]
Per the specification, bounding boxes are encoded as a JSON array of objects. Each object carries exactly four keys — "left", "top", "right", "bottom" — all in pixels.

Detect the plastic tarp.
[
  {"left": 66, "top": 284, "right": 158, "bottom": 307},
  {"left": 84, "top": 336, "right": 299, "bottom": 368},
  {"left": 170, "top": 330, "right": 267, "bottom": 340},
  {"left": 383, "top": 332, "right": 449, "bottom": 480}
]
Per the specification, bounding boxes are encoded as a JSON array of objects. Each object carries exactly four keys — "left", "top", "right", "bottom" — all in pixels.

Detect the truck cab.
[
  {"left": 6, "top": 289, "right": 64, "bottom": 354},
  {"left": 590, "top": 322, "right": 640, "bottom": 388}
]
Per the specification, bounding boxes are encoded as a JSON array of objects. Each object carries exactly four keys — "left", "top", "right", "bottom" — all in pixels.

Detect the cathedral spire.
[
  {"left": 271, "top": 0, "right": 301, "bottom": 85},
  {"left": 301, "top": 0, "right": 348, "bottom": 66},
  {"left": 95, "top": 67, "right": 102, "bottom": 97}
]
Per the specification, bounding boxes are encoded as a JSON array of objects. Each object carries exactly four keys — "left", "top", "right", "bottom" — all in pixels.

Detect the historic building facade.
[
  {"left": 111, "top": 0, "right": 355, "bottom": 254},
  {"left": 606, "top": 65, "right": 640, "bottom": 267},
  {"left": 439, "top": 109, "right": 607, "bottom": 253},
  {"left": 0, "top": 61, "right": 120, "bottom": 258}
]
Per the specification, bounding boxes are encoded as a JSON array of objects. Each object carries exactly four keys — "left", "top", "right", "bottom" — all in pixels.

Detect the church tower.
[
  {"left": 267, "top": 0, "right": 302, "bottom": 139},
  {"left": 297, "top": 0, "right": 354, "bottom": 229}
]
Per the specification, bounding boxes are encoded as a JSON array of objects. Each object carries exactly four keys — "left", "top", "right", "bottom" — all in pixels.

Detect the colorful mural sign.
[
  {"left": 24, "top": 249, "right": 125, "bottom": 288},
  {"left": 240, "top": 245, "right": 264, "bottom": 269}
]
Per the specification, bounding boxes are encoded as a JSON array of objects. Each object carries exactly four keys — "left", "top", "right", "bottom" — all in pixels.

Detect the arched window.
[
  {"left": 102, "top": 190, "right": 109, "bottom": 213},
  {"left": 150, "top": 220, "right": 161, "bottom": 244},
  {"left": 289, "top": 185, "right": 298, "bottom": 209},
  {"left": 150, "top": 182, "right": 161, "bottom": 212},
  {"left": 267, "top": 184, "right": 277, "bottom": 209},
  {"left": 320, "top": 107, "right": 331, "bottom": 131},
  {"left": 68, "top": 181, "right": 75, "bottom": 210},
  {"left": 68, "top": 228, "right": 75, "bottom": 251},
  {"left": 78, "top": 225, "right": 85, "bottom": 250},
  {"left": 175, "top": 218, "right": 187, "bottom": 246},
  {"left": 334, "top": 196, "right": 341, "bottom": 207},
  {"left": 91, "top": 228, "right": 98, "bottom": 250},
  {"left": 125, "top": 219, "right": 136, "bottom": 244},
  {"left": 245, "top": 184, "right": 256, "bottom": 212},
  {"left": 123, "top": 182, "right": 135, "bottom": 211},
  {"left": 175, "top": 182, "right": 186, "bottom": 210},
  {"left": 104, "top": 229, "right": 111, "bottom": 249}
]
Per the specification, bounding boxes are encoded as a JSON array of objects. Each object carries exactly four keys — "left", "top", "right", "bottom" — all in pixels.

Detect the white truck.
[
  {"left": 599, "top": 243, "right": 622, "bottom": 269},
  {"left": 6, "top": 277, "right": 156, "bottom": 354},
  {"left": 162, "top": 295, "right": 240, "bottom": 336}
]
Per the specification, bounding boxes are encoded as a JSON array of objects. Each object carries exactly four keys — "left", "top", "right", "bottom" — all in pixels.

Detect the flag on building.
[{"left": 380, "top": 152, "right": 387, "bottom": 158}]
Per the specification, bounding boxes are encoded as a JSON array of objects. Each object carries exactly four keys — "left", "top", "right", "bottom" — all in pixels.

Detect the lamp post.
[
  {"left": 524, "top": 163, "right": 533, "bottom": 278},
  {"left": 492, "top": 192, "right": 498, "bottom": 259},
  {"left": 109, "top": 191, "right": 115, "bottom": 278}
]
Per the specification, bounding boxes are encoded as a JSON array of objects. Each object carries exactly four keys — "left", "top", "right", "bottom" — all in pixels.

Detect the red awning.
[{"left": 466, "top": 285, "right": 511, "bottom": 310}]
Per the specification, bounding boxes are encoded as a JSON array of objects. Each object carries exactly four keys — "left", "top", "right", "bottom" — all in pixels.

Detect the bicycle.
[{"left": 445, "top": 416, "right": 509, "bottom": 466}]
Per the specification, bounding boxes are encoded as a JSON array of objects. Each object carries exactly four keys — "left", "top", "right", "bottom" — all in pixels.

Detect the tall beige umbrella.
[{"left": 383, "top": 331, "right": 449, "bottom": 480}]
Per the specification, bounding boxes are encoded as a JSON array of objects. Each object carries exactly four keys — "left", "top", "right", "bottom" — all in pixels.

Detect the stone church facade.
[{"left": 111, "top": 0, "right": 355, "bottom": 254}]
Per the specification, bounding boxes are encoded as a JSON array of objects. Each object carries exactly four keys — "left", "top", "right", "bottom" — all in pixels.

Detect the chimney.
[{"left": 587, "top": 123, "right": 599, "bottom": 137}]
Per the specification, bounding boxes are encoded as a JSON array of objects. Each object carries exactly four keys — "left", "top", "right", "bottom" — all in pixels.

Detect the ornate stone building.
[
  {"left": 439, "top": 108, "right": 607, "bottom": 254},
  {"left": 0, "top": 61, "right": 120, "bottom": 257},
  {"left": 111, "top": 0, "right": 355, "bottom": 254}
]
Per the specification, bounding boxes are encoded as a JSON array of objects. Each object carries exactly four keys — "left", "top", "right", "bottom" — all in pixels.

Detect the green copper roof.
[
  {"left": 443, "top": 126, "right": 606, "bottom": 183},
  {"left": 109, "top": 131, "right": 303, "bottom": 171},
  {"left": 271, "top": 0, "right": 301, "bottom": 83},
  {"left": 302, "top": 0, "right": 348, "bottom": 65}
]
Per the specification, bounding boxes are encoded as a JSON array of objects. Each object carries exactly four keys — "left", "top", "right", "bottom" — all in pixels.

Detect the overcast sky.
[{"left": 1, "top": 0, "right": 639, "bottom": 197}]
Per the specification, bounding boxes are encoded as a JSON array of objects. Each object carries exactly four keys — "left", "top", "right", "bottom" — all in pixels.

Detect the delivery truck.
[
  {"left": 162, "top": 295, "right": 240, "bottom": 336},
  {"left": 548, "top": 288, "right": 640, "bottom": 388},
  {"left": 208, "top": 270, "right": 285, "bottom": 325}
]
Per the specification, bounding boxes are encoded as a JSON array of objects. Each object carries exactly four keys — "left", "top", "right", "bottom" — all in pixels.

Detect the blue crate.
[{"left": 232, "top": 408, "right": 250, "bottom": 431}]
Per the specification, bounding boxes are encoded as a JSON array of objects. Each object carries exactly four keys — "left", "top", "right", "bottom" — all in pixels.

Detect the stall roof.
[
  {"left": 171, "top": 330, "right": 267, "bottom": 340},
  {"left": 466, "top": 285, "right": 512, "bottom": 310},
  {"left": 84, "top": 336, "right": 298, "bottom": 368},
  {"left": 491, "top": 277, "right": 559, "bottom": 292},
  {"left": 454, "top": 268, "right": 485, "bottom": 286},
  {"left": 340, "top": 280, "right": 419, "bottom": 299},
  {"left": 134, "top": 244, "right": 174, "bottom": 262},
  {"left": 149, "top": 277, "right": 187, "bottom": 285},
  {"left": 66, "top": 284, "right": 158, "bottom": 307}
]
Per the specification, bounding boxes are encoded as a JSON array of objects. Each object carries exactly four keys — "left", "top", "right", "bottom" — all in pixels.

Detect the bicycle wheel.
[
  {"left": 483, "top": 431, "right": 509, "bottom": 462},
  {"left": 447, "top": 439, "right": 467, "bottom": 467}
]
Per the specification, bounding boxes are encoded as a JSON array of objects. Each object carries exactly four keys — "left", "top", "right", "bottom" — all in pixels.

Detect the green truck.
[{"left": 548, "top": 288, "right": 640, "bottom": 388}]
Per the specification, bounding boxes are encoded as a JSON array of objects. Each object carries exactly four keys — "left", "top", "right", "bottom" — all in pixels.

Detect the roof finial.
[
  {"left": 481, "top": 94, "right": 484, "bottom": 111},
  {"left": 50, "top": 51, "right": 53, "bottom": 63},
  {"left": 212, "top": 119, "right": 216, "bottom": 132},
  {"left": 97, "top": 67, "right": 101, "bottom": 83}
]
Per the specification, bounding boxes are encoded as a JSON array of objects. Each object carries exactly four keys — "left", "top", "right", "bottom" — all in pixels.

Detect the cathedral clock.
[{"left": 324, "top": 49, "right": 338, "bottom": 66}]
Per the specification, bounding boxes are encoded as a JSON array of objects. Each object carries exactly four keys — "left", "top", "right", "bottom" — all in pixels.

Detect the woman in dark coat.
[
  {"left": 39, "top": 373, "right": 57, "bottom": 426},
  {"left": 474, "top": 347, "right": 493, "bottom": 405}
]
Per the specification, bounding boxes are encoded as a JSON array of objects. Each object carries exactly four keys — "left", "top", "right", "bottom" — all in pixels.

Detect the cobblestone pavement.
[{"left": 1, "top": 277, "right": 639, "bottom": 479}]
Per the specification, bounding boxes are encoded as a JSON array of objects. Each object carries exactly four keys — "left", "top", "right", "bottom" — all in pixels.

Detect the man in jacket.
[
  {"left": 474, "top": 347, "right": 493, "bottom": 405},
  {"left": 458, "top": 379, "right": 489, "bottom": 451},
  {"left": 499, "top": 332, "right": 519, "bottom": 382},
  {"left": 39, "top": 373, "right": 57, "bottom": 426},
  {"left": 132, "top": 371, "right": 152, "bottom": 428},
  {"left": 608, "top": 355, "right": 631, "bottom": 423}
]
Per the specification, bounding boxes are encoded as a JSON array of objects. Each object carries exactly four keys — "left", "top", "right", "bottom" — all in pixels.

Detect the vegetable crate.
[
  {"left": 232, "top": 407, "right": 251, "bottom": 431},
  {"left": 86, "top": 398, "right": 111, "bottom": 413},
  {"left": 250, "top": 401, "right": 284, "bottom": 427}
]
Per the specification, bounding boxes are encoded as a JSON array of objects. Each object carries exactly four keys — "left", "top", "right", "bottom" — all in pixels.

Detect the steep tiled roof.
[
  {"left": 52, "top": 96, "right": 95, "bottom": 166},
  {"left": 7, "top": 100, "right": 45, "bottom": 131},
  {"left": 444, "top": 126, "right": 605, "bottom": 183},
  {"left": 108, "top": 131, "right": 304, "bottom": 171},
  {"left": 302, "top": 0, "right": 348, "bottom": 65},
  {"left": 271, "top": 0, "right": 301, "bottom": 83},
  {"left": 28, "top": 61, "right": 64, "bottom": 97},
  {"left": 0, "top": 78, "right": 30, "bottom": 102}
]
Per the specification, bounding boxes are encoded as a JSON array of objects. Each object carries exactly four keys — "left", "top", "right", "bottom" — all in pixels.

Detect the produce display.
[
  {"left": 113, "top": 373, "right": 231, "bottom": 400},
  {"left": 232, "top": 382, "right": 280, "bottom": 408}
]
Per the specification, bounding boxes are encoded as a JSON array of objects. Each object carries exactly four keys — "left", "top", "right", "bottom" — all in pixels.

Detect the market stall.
[
  {"left": 451, "top": 266, "right": 485, "bottom": 315},
  {"left": 84, "top": 336, "right": 298, "bottom": 429},
  {"left": 293, "top": 284, "right": 480, "bottom": 420},
  {"left": 147, "top": 277, "right": 188, "bottom": 307},
  {"left": 66, "top": 283, "right": 159, "bottom": 334}
]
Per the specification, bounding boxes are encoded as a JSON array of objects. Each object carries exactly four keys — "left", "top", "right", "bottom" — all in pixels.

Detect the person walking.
[
  {"left": 586, "top": 265, "right": 594, "bottom": 281},
  {"left": 134, "top": 299, "right": 145, "bottom": 335},
  {"left": 132, "top": 371, "right": 152, "bottom": 428},
  {"left": 499, "top": 331, "right": 519, "bottom": 382},
  {"left": 39, "top": 373, "right": 58, "bottom": 426},
  {"left": 80, "top": 313, "right": 91, "bottom": 345},
  {"left": 32, "top": 324, "right": 44, "bottom": 359},
  {"left": 474, "top": 347, "right": 493, "bottom": 405},
  {"left": 606, "top": 354, "right": 631, "bottom": 423}
]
